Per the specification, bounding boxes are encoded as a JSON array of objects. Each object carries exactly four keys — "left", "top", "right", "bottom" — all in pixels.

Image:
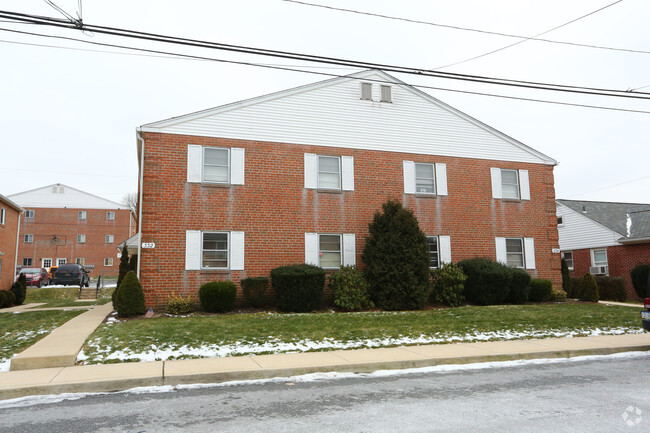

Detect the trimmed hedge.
[
  {"left": 271, "top": 264, "right": 325, "bottom": 312},
  {"left": 529, "top": 279, "right": 553, "bottom": 302},
  {"left": 430, "top": 262, "right": 467, "bottom": 307},
  {"left": 329, "top": 265, "right": 374, "bottom": 312},
  {"left": 577, "top": 273, "right": 599, "bottom": 302},
  {"left": 199, "top": 281, "right": 237, "bottom": 313},
  {"left": 458, "top": 258, "right": 512, "bottom": 305},
  {"left": 241, "top": 277, "right": 270, "bottom": 308},
  {"left": 630, "top": 264, "right": 650, "bottom": 298},
  {"left": 114, "top": 271, "right": 146, "bottom": 317},
  {"left": 594, "top": 276, "right": 627, "bottom": 302},
  {"left": 506, "top": 268, "right": 531, "bottom": 304}
]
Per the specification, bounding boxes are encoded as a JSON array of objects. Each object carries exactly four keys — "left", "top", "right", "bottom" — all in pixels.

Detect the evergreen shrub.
[
  {"left": 506, "top": 268, "right": 531, "bottom": 304},
  {"left": 0, "top": 290, "right": 10, "bottom": 308},
  {"left": 561, "top": 258, "right": 571, "bottom": 295},
  {"left": 115, "top": 271, "right": 146, "bottom": 317},
  {"left": 577, "top": 273, "right": 599, "bottom": 302},
  {"left": 165, "top": 292, "right": 194, "bottom": 315},
  {"left": 630, "top": 264, "right": 650, "bottom": 298},
  {"left": 328, "top": 265, "right": 374, "bottom": 311},
  {"left": 568, "top": 277, "right": 582, "bottom": 298},
  {"left": 430, "top": 262, "right": 467, "bottom": 307},
  {"left": 529, "top": 279, "right": 553, "bottom": 302},
  {"left": 10, "top": 280, "right": 26, "bottom": 305},
  {"left": 458, "top": 258, "right": 512, "bottom": 305},
  {"left": 241, "top": 277, "right": 270, "bottom": 308},
  {"left": 199, "top": 281, "right": 237, "bottom": 313},
  {"left": 271, "top": 264, "right": 325, "bottom": 312},
  {"left": 362, "top": 199, "right": 431, "bottom": 310},
  {"left": 549, "top": 289, "right": 567, "bottom": 302},
  {"left": 594, "top": 276, "right": 627, "bottom": 302},
  {"left": 116, "top": 244, "right": 130, "bottom": 289}
]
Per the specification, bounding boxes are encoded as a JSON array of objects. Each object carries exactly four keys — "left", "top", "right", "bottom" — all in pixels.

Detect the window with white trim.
[
  {"left": 76, "top": 258, "right": 85, "bottom": 265},
  {"left": 42, "top": 258, "right": 52, "bottom": 268},
  {"left": 415, "top": 163, "right": 435, "bottom": 194},
  {"left": 106, "top": 211, "right": 115, "bottom": 220},
  {"left": 318, "top": 156, "right": 341, "bottom": 190},
  {"left": 505, "top": 238, "right": 524, "bottom": 268},
  {"left": 495, "top": 237, "right": 535, "bottom": 269},
  {"left": 0, "top": 208, "right": 5, "bottom": 225},
  {"left": 203, "top": 147, "right": 230, "bottom": 183},
  {"left": 319, "top": 234, "right": 342, "bottom": 269},
  {"left": 25, "top": 209, "right": 34, "bottom": 219},
  {"left": 104, "top": 258, "right": 113, "bottom": 266},
  {"left": 427, "top": 236, "right": 439, "bottom": 268},
  {"left": 78, "top": 211, "right": 87, "bottom": 220},
  {"left": 77, "top": 234, "right": 86, "bottom": 244},
  {"left": 187, "top": 145, "right": 245, "bottom": 185},
  {"left": 557, "top": 216, "right": 564, "bottom": 225},
  {"left": 403, "top": 161, "right": 448, "bottom": 196},
  {"left": 304, "top": 154, "right": 354, "bottom": 191},
  {"left": 57, "top": 258, "right": 67, "bottom": 266},
  {"left": 202, "top": 232, "right": 229, "bottom": 269},
  {"left": 24, "top": 234, "right": 33, "bottom": 243},
  {"left": 23, "top": 258, "right": 32, "bottom": 266},
  {"left": 105, "top": 235, "right": 114, "bottom": 244},
  {"left": 490, "top": 168, "right": 530, "bottom": 200},
  {"left": 561, "top": 251, "right": 574, "bottom": 270}
]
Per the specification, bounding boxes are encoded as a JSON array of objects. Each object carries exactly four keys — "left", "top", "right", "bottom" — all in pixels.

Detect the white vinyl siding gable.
[
  {"left": 145, "top": 72, "right": 554, "bottom": 166},
  {"left": 556, "top": 203, "right": 622, "bottom": 250},
  {"left": 403, "top": 161, "right": 448, "bottom": 195},
  {"left": 491, "top": 168, "right": 530, "bottom": 200},
  {"left": 187, "top": 145, "right": 245, "bottom": 185}
]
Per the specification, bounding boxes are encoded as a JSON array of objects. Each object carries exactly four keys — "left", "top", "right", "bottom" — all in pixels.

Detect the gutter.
[
  {"left": 136, "top": 129, "right": 145, "bottom": 279},
  {"left": 618, "top": 236, "right": 650, "bottom": 245}
]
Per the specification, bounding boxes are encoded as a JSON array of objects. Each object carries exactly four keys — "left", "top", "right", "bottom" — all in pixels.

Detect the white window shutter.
[
  {"left": 490, "top": 168, "right": 502, "bottom": 199},
  {"left": 305, "top": 233, "right": 319, "bottom": 265},
  {"left": 524, "top": 238, "right": 536, "bottom": 269},
  {"left": 230, "top": 231, "right": 245, "bottom": 270},
  {"left": 230, "top": 148, "right": 245, "bottom": 185},
  {"left": 439, "top": 235, "right": 452, "bottom": 264},
  {"left": 185, "top": 230, "right": 201, "bottom": 270},
  {"left": 342, "top": 233, "right": 356, "bottom": 266},
  {"left": 519, "top": 169, "right": 530, "bottom": 200},
  {"left": 187, "top": 145, "right": 203, "bottom": 183},
  {"left": 341, "top": 156, "right": 354, "bottom": 191},
  {"left": 495, "top": 237, "right": 507, "bottom": 264},
  {"left": 435, "top": 163, "right": 448, "bottom": 196},
  {"left": 403, "top": 161, "right": 415, "bottom": 194},
  {"left": 304, "top": 153, "right": 318, "bottom": 189}
]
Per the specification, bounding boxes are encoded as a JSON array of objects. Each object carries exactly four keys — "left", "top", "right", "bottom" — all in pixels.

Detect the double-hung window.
[
  {"left": 106, "top": 211, "right": 115, "bottom": 221},
  {"left": 23, "top": 258, "right": 32, "bottom": 266},
  {"left": 202, "top": 232, "right": 229, "bottom": 269},
  {"left": 185, "top": 230, "right": 245, "bottom": 271},
  {"left": 318, "top": 156, "right": 341, "bottom": 190},
  {"left": 496, "top": 237, "right": 535, "bottom": 269},
  {"left": 415, "top": 163, "right": 435, "bottom": 194},
  {"left": 426, "top": 235, "right": 452, "bottom": 268},
  {"left": 491, "top": 168, "right": 530, "bottom": 200},
  {"left": 187, "top": 145, "right": 245, "bottom": 185},
  {"left": 427, "top": 236, "right": 439, "bottom": 268},
  {"left": 403, "top": 161, "right": 448, "bottom": 196},
  {"left": 561, "top": 251, "right": 574, "bottom": 270},
  {"left": 590, "top": 249, "right": 608, "bottom": 275},
  {"left": 304, "top": 154, "right": 354, "bottom": 191},
  {"left": 105, "top": 235, "right": 114, "bottom": 244},
  {"left": 24, "top": 234, "right": 33, "bottom": 243},
  {"left": 305, "top": 232, "right": 356, "bottom": 268},
  {"left": 203, "top": 148, "right": 230, "bottom": 183},
  {"left": 104, "top": 258, "right": 113, "bottom": 266},
  {"left": 0, "top": 208, "right": 5, "bottom": 225},
  {"left": 319, "top": 234, "right": 342, "bottom": 269},
  {"left": 25, "top": 210, "right": 34, "bottom": 219},
  {"left": 78, "top": 211, "right": 87, "bottom": 220},
  {"left": 77, "top": 234, "right": 86, "bottom": 243}
]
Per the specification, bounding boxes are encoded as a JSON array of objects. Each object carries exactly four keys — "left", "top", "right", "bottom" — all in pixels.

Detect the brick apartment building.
[
  {"left": 0, "top": 194, "right": 23, "bottom": 291},
  {"left": 8, "top": 184, "right": 136, "bottom": 278},
  {"left": 557, "top": 199, "right": 650, "bottom": 299},
  {"left": 135, "top": 69, "right": 562, "bottom": 308}
]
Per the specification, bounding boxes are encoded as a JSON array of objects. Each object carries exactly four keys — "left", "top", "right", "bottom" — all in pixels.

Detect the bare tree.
[{"left": 122, "top": 193, "right": 138, "bottom": 223}]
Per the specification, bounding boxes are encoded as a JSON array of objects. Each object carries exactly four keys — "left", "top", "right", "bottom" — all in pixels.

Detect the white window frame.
[
  {"left": 557, "top": 216, "right": 564, "bottom": 226},
  {"left": 427, "top": 236, "right": 439, "bottom": 269},
  {"left": 501, "top": 169, "right": 520, "bottom": 200},
  {"left": 496, "top": 237, "right": 535, "bottom": 269},
  {"left": 490, "top": 168, "right": 530, "bottom": 200},
  {"left": 305, "top": 233, "right": 355, "bottom": 268},
  {"left": 78, "top": 211, "right": 87, "bottom": 220},
  {"left": 561, "top": 251, "right": 574, "bottom": 270},
  {"left": 403, "top": 161, "right": 448, "bottom": 196},
  {"left": 23, "top": 258, "right": 32, "bottom": 267},
  {"left": 203, "top": 147, "right": 230, "bottom": 184},
  {"left": 77, "top": 234, "right": 86, "bottom": 244},
  {"left": 77, "top": 258, "right": 85, "bottom": 265},
  {"left": 104, "top": 258, "right": 113, "bottom": 266},
  {"left": 185, "top": 230, "right": 244, "bottom": 271},
  {"left": 0, "top": 208, "right": 5, "bottom": 225},
  {"left": 25, "top": 209, "right": 34, "bottom": 219},
  {"left": 105, "top": 234, "right": 114, "bottom": 244},
  {"left": 318, "top": 234, "right": 342, "bottom": 269},
  {"left": 380, "top": 85, "right": 392, "bottom": 103},
  {"left": 305, "top": 154, "right": 354, "bottom": 191},
  {"left": 42, "top": 258, "right": 52, "bottom": 268},
  {"left": 201, "top": 231, "right": 229, "bottom": 270},
  {"left": 106, "top": 211, "right": 115, "bottom": 221},
  {"left": 24, "top": 234, "right": 33, "bottom": 243},
  {"left": 187, "top": 145, "right": 245, "bottom": 185},
  {"left": 591, "top": 249, "right": 608, "bottom": 267},
  {"left": 415, "top": 163, "right": 436, "bottom": 195},
  {"left": 318, "top": 155, "right": 341, "bottom": 190},
  {"left": 505, "top": 238, "right": 525, "bottom": 268},
  {"left": 56, "top": 258, "right": 67, "bottom": 266},
  {"left": 360, "top": 82, "right": 372, "bottom": 100}
]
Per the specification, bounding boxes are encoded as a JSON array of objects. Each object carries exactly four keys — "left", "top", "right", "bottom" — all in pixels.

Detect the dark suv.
[{"left": 53, "top": 264, "right": 90, "bottom": 287}]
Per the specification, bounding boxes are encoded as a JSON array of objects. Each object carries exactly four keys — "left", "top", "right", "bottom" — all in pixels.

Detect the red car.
[{"left": 17, "top": 267, "right": 50, "bottom": 288}]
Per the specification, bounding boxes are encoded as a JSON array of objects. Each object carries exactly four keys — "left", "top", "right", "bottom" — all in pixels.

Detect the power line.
[
  {"left": 0, "top": 9, "right": 648, "bottom": 101},
  {"left": 1, "top": 26, "right": 648, "bottom": 115},
  {"left": 281, "top": 0, "right": 650, "bottom": 55},
  {"left": 566, "top": 174, "right": 650, "bottom": 198}
]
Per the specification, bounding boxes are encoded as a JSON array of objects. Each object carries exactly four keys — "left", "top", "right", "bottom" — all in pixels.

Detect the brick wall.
[
  {"left": 569, "top": 244, "right": 650, "bottom": 299},
  {"left": 139, "top": 133, "right": 562, "bottom": 308},
  {"left": 0, "top": 204, "right": 21, "bottom": 291},
  {"left": 17, "top": 208, "right": 135, "bottom": 278}
]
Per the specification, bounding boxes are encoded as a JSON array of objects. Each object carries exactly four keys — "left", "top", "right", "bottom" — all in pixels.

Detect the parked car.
[
  {"left": 17, "top": 267, "right": 50, "bottom": 288},
  {"left": 48, "top": 266, "right": 58, "bottom": 280},
  {"left": 642, "top": 298, "right": 650, "bottom": 332},
  {"left": 52, "top": 264, "right": 90, "bottom": 287}
]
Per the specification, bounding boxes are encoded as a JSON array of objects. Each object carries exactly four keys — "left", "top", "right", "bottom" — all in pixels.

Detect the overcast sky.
[{"left": 1, "top": 0, "right": 648, "bottom": 205}]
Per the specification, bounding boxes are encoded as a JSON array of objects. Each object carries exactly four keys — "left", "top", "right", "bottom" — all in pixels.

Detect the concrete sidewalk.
[{"left": 1, "top": 332, "right": 649, "bottom": 401}]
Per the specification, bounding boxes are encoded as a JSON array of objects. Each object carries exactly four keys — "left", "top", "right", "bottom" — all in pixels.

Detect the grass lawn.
[
  {"left": 0, "top": 310, "right": 85, "bottom": 365},
  {"left": 80, "top": 303, "right": 643, "bottom": 364},
  {"left": 25, "top": 287, "right": 113, "bottom": 308}
]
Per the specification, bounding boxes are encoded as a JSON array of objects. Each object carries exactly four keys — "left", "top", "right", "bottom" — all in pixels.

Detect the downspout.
[
  {"left": 14, "top": 210, "right": 22, "bottom": 273},
  {"left": 136, "top": 129, "right": 145, "bottom": 279}
]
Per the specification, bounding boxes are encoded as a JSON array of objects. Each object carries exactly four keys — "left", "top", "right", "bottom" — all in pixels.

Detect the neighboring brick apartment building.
[
  {"left": 8, "top": 184, "right": 136, "bottom": 278},
  {"left": 0, "top": 194, "right": 23, "bottom": 291},
  {"left": 135, "top": 69, "right": 561, "bottom": 308},
  {"left": 557, "top": 199, "right": 650, "bottom": 299}
]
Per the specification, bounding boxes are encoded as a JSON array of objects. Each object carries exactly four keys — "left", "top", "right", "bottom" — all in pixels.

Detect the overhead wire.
[
  {"left": 0, "top": 9, "right": 648, "bottom": 100},
  {"left": 0, "top": 26, "right": 648, "bottom": 114}
]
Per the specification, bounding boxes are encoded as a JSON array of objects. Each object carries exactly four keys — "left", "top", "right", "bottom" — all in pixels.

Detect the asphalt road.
[{"left": 2, "top": 353, "right": 650, "bottom": 432}]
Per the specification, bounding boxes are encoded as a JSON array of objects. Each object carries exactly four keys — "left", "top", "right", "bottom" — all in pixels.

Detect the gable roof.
[
  {"left": 8, "top": 183, "right": 127, "bottom": 210},
  {"left": 0, "top": 193, "right": 24, "bottom": 213},
  {"left": 139, "top": 69, "right": 557, "bottom": 166},
  {"left": 556, "top": 199, "right": 650, "bottom": 241}
]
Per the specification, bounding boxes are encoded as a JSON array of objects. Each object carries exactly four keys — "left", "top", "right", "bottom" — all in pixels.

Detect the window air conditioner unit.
[{"left": 589, "top": 266, "right": 608, "bottom": 275}]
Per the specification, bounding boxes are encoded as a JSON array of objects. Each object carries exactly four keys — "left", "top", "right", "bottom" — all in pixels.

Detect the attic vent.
[
  {"left": 380, "top": 85, "right": 392, "bottom": 103},
  {"left": 52, "top": 186, "right": 64, "bottom": 193},
  {"left": 360, "top": 82, "right": 372, "bottom": 100}
]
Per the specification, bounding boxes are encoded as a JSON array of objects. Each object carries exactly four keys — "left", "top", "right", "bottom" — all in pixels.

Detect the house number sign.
[{"left": 142, "top": 242, "right": 156, "bottom": 249}]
